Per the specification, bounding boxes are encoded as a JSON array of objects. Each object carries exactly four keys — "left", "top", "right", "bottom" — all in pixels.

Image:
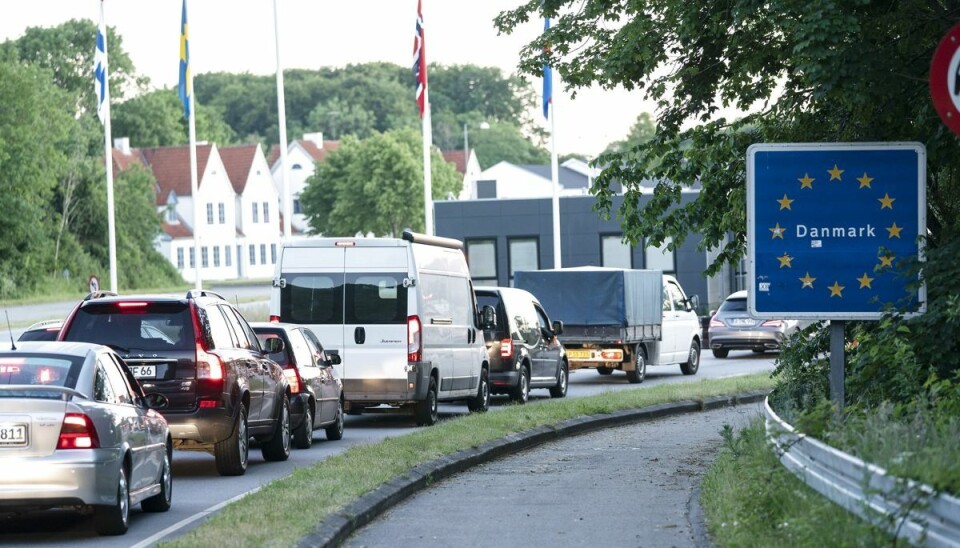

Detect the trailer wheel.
[{"left": 626, "top": 346, "right": 646, "bottom": 384}]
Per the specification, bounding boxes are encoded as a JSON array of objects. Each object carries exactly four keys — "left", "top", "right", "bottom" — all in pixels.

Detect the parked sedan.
[
  {"left": 708, "top": 290, "right": 799, "bottom": 358},
  {"left": 0, "top": 341, "right": 171, "bottom": 535},
  {"left": 251, "top": 323, "right": 344, "bottom": 448}
]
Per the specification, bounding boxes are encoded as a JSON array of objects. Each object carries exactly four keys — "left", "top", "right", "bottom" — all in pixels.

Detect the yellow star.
[
  {"left": 799, "top": 272, "right": 816, "bottom": 289},
  {"left": 857, "top": 172, "right": 873, "bottom": 188},
  {"left": 878, "top": 193, "right": 895, "bottom": 209},
  {"left": 828, "top": 164, "right": 844, "bottom": 181},
  {"left": 777, "top": 253, "right": 793, "bottom": 268},
  {"left": 857, "top": 273, "right": 874, "bottom": 289},
  {"left": 777, "top": 194, "right": 794, "bottom": 210},
  {"left": 878, "top": 254, "right": 895, "bottom": 268},
  {"left": 798, "top": 173, "right": 815, "bottom": 189},
  {"left": 769, "top": 223, "right": 785, "bottom": 239},
  {"left": 886, "top": 222, "right": 903, "bottom": 239},
  {"left": 828, "top": 281, "right": 845, "bottom": 297}
]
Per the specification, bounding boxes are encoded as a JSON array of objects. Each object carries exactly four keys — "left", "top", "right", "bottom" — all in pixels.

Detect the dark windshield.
[
  {"left": 63, "top": 302, "right": 195, "bottom": 351},
  {"left": 0, "top": 353, "right": 84, "bottom": 390},
  {"left": 719, "top": 298, "right": 748, "bottom": 312}
]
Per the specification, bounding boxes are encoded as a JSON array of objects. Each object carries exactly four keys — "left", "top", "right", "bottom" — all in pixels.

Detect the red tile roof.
[
  {"left": 267, "top": 139, "right": 340, "bottom": 166},
  {"left": 218, "top": 144, "right": 259, "bottom": 194},
  {"left": 442, "top": 150, "right": 467, "bottom": 175},
  {"left": 140, "top": 144, "right": 213, "bottom": 205},
  {"left": 111, "top": 148, "right": 145, "bottom": 174}
]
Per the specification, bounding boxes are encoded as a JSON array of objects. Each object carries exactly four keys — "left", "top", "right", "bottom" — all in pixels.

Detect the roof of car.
[
  {"left": 726, "top": 290, "right": 748, "bottom": 300},
  {"left": 249, "top": 322, "right": 298, "bottom": 331},
  {"left": 23, "top": 319, "right": 64, "bottom": 331},
  {"left": 2, "top": 341, "right": 105, "bottom": 358}
]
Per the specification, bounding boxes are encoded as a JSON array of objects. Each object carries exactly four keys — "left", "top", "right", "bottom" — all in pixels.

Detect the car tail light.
[
  {"left": 57, "top": 413, "right": 100, "bottom": 449},
  {"left": 500, "top": 339, "right": 513, "bottom": 358},
  {"left": 407, "top": 315, "right": 422, "bottom": 363},
  {"left": 116, "top": 302, "right": 148, "bottom": 309},
  {"left": 196, "top": 344, "right": 224, "bottom": 381},
  {"left": 284, "top": 368, "right": 302, "bottom": 394},
  {"left": 269, "top": 315, "right": 281, "bottom": 323},
  {"left": 709, "top": 316, "right": 725, "bottom": 328},
  {"left": 761, "top": 319, "right": 784, "bottom": 327}
]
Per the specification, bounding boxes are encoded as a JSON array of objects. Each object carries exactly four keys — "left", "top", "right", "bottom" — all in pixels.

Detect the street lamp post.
[{"left": 463, "top": 121, "right": 490, "bottom": 155}]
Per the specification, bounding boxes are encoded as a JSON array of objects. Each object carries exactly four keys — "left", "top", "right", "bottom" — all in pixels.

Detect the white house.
[
  {"left": 464, "top": 158, "right": 609, "bottom": 200},
  {"left": 268, "top": 132, "right": 339, "bottom": 234}
]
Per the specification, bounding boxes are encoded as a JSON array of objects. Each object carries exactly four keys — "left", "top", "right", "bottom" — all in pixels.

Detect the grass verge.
[{"left": 161, "top": 373, "right": 775, "bottom": 547}]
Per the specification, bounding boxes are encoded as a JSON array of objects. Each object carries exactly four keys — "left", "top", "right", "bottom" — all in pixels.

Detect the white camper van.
[{"left": 269, "top": 231, "right": 490, "bottom": 426}]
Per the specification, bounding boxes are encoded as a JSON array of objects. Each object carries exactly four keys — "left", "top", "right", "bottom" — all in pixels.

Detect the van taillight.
[
  {"left": 269, "top": 315, "right": 281, "bottom": 323},
  {"left": 407, "top": 315, "right": 422, "bottom": 363},
  {"left": 57, "top": 413, "right": 100, "bottom": 449},
  {"left": 500, "top": 339, "right": 513, "bottom": 358},
  {"left": 284, "top": 368, "right": 302, "bottom": 394}
]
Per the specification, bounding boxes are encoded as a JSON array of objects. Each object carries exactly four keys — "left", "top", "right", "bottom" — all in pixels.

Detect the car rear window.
[
  {"left": 63, "top": 302, "right": 195, "bottom": 352},
  {"left": 719, "top": 298, "right": 748, "bottom": 312},
  {"left": 346, "top": 273, "right": 408, "bottom": 325},
  {"left": 17, "top": 328, "right": 61, "bottom": 342},
  {"left": 0, "top": 354, "right": 84, "bottom": 391},
  {"left": 281, "top": 274, "right": 343, "bottom": 325},
  {"left": 254, "top": 330, "right": 290, "bottom": 367}
]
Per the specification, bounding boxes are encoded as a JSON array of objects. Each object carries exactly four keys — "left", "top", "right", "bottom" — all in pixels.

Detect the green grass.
[{"left": 161, "top": 374, "right": 775, "bottom": 547}]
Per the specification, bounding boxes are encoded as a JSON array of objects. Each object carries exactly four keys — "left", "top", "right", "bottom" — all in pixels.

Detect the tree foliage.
[
  {"left": 112, "top": 89, "right": 237, "bottom": 148},
  {"left": 603, "top": 112, "right": 656, "bottom": 156}
]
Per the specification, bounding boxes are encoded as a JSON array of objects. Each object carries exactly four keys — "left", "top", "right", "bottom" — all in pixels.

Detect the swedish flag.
[{"left": 178, "top": 0, "right": 191, "bottom": 119}]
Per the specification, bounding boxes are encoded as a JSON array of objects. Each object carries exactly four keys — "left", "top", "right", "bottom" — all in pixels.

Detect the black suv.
[
  {"left": 59, "top": 290, "right": 291, "bottom": 476},
  {"left": 475, "top": 287, "right": 568, "bottom": 403}
]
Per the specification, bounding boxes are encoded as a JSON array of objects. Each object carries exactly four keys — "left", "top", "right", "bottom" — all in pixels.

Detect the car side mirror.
[
  {"left": 687, "top": 294, "right": 700, "bottom": 312},
  {"left": 144, "top": 393, "right": 169, "bottom": 410},
  {"left": 552, "top": 320, "right": 563, "bottom": 336},
  {"left": 481, "top": 305, "right": 497, "bottom": 330},
  {"left": 326, "top": 353, "right": 342, "bottom": 366},
  {"left": 263, "top": 337, "right": 284, "bottom": 354}
]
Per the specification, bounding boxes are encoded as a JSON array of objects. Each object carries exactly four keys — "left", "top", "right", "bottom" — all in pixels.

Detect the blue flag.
[
  {"left": 542, "top": 18, "right": 552, "bottom": 120},
  {"left": 178, "top": 0, "right": 191, "bottom": 119},
  {"left": 94, "top": 4, "right": 107, "bottom": 124}
]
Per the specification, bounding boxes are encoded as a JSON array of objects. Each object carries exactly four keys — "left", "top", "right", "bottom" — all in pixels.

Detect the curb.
[{"left": 297, "top": 390, "right": 770, "bottom": 548}]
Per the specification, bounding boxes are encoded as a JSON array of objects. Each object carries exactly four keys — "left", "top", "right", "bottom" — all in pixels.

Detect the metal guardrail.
[{"left": 764, "top": 397, "right": 960, "bottom": 547}]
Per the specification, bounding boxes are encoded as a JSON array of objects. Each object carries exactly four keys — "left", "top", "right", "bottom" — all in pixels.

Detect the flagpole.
[
  {"left": 422, "top": 89, "right": 433, "bottom": 236},
  {"left": 550, "top": 100, "right": 561, "bottom": 268},
  {"left": 273, "top": 0, "right": 291, "bottom": 241},
  {"left": 181, "top": 0, "right": 201, "bottom": 290},
  {"left": 98, "top": 0, "right": 118, "bottom": 293}
]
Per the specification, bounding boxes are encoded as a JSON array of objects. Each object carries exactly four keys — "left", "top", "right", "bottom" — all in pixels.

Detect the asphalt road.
[{"left": 0, "top": 348, "right": 776, "bottom": 547}]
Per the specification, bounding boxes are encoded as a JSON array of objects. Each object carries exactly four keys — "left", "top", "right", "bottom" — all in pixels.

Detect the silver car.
[
  {"left": 0, "top": 342, "right": 171, "bottom": 535},
  {"left": 707, "top": 290, "right": 799, "bottom": 358}
]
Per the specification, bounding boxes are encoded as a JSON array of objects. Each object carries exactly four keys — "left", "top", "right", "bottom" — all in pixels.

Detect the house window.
[
  {"left": 249, "top": 244, "right": 256, "bottom": 265},
  {"left": 292, "top": 163, "right": 302, "bottom": 170},
  {"left": 644, "top": 236, "right": 675, "bottom": 273},
  {"left": 508, "top": 237, "right": 538, "bottom": 286},
  {"left": 213, "top": 246, "right": 221, "bottom": 267},
  {"left": 466, "top": 239, "right": 497, "bottom": 286},
  {"left": 262, "top": 202, "right": 270, "bottom": 224},
  {"left": 189, "top": 248, "right": 196, "bottom": 268},
  {"left": 601, "top": 234, "right": 632, "bottom": 269},
  {"left": 166, "top": 206, "right": 177, "bottom": 223},
  {"left": 252, "top": 202, "right": 259, "bottom": 223},
  {"left": 218, "top": 203, "right": 225, "bottom": 224},
  {"left": 476, "top": 180, "right": 497, "bottom": 199},
  {"left": 271, "top": 244, "right": 277, "bottom": 264},
  {"left": 206, "top": 203, "right": 214, "bottom": 225},
  {"left": 176, "top": 248, "right": 184, "bottom": 269},
  {"left": 201, "top": 246, "right": 209, "bottom": 268},
  {"left": 225, "top": 245, "right": 232, "bottom": 267},
  {"left": 260, "top": 244, "right": 267, "bottom": 265},
  {"left": 293, "top": 198, "right": 302, "bottom": 214}
]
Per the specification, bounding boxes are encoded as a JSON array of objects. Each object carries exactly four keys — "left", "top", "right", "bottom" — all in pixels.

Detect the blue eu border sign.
[{"left": 747, "top": 143, "right": 926, "bottom": 320}]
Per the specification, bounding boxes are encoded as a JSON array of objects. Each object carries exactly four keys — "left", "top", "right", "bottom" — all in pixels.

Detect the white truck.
[{"left": 513, "top": 267, "right": 702, "bottom": 382}]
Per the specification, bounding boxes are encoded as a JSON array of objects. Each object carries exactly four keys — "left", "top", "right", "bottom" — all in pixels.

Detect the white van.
[{"left": 269, "top": 231, "right": 489, "bottom": 425}]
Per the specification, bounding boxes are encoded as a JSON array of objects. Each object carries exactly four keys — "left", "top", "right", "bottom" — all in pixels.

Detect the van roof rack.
[{"left": 401, "top": 229, "right": 464, "bottom": 251}]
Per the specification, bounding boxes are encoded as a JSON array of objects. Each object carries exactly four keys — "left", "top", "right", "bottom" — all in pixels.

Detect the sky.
[{"left": 2, "top": 0, "right": 660, "bottom": 157}]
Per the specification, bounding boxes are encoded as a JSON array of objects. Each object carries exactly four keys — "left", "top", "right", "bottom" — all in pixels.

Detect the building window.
[
  {"left": 176, "top": 248, "right": 184, "bottom": 269},
  {"left": 213, "top": 246, "right": 221, "bottom": 267},
  {"left": 466, "top": 239, "right": 497, "bottom": 286},
  {"left": 166, "top": 206, "right": 177, "bottom": 222},
  {"left": 252, "top": 202, "right": 259, "bottom": 223},
  {"left": 476, "top": 180, "right": 497, "bottom": 199},
  {"left": 225, "top": 245, "right": 232, "bottom": 267},
  {"left": 218, "top": 203, "right": 225, "bottom": 224},
  {"left": 644, "top": 236, "right": 675, "bottom": 273},
  {"left": 601, "top": 234, "right": 632, "bottom": 269},
  {"left": 260, "top": 244, "right": 267, "bottom": 265},
  {"left": 249, "top": 244, "right": 256, "bottom": 265},
  {"left": 271, "top": 244, "right": 277, "bottom": 264},
  {"left": 206, "top": 203, "right": 214, "bottom": 225},
  {"left": 189, "top": 248, "right": 195, "bottom": 268},
  {"left": 293, "top": 198, "right": 302, "bottom": 214},
  {"left": 292, "top": 163, "right": 302, "bottom": 170},
  {"left": 262, "top": 202, "right": 270, "bottom": 224},
  {"left": 508, "top": 237, "right": 538, "bottom": 286},
  {"left": 201, "top": 246, "right": 209, "bottom": 268}
]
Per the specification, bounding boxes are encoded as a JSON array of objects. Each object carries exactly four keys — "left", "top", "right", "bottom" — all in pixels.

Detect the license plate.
[
  {"left": 130, "top": 365, "right": 157, "bottom": 379},
  {"left": 730, "top": 318, "right": 756, "bottom": 327},
  {"left": 566, "top": 349, "right": 593, "bottom": 360},
  {"left": 0, "top": 423, "right": 27, "bottom": 446}
]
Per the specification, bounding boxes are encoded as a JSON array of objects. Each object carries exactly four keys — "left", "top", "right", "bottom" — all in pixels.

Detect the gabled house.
[
  {"left": 463, "top": 158, "right": 611, "bottom": 200},
  {"left": 441, "top": 149, "right": 482, "bottom": 200},
  {"left": 268, "top": 132, "right": 340, "bottom": 234}
]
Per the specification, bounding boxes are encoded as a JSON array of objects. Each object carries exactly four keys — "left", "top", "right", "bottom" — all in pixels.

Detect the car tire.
[
  {"left": 712, "top": 348, "right": 729, "bottom": 359},
  {"left": 141, "top": 444, "right": 172, "bottom": 512},
  {"left": 414, "top": 378, "right": 439, "bottom": 426},
  {"left": 467, "top": 368, "right": 490, "bottom": 413},
  {"left": 626, "top": 346, "right": 646, "bottom": 384},
  {"left": 549, "top": 361, "right": 568, "bottom": 398},
  {"left": 509, "top": 365, "right": 530, "bottom": 404},
  {"left": 93, "top": 464, "right": 129, "bottom": 535},
  {"left": 752, "top": 349, "right": 766, "bottom": 354},
  {"left": 597, "top": 366, "right": 614, "bottom": 375},
  {"left": 681, "top": 340, "right": 701, "bottom": 375},
  {"left": 215, "top": 402, "right": 249, "bottom": 476},
  {"left": 292, "top": 402, "right": 314, "bottom": 449},
  {"left": 325, "top": 398, "right": 344, "bottom": 441},
  {"left": 261, "top": 395, "right": 292, "bottom": 462}
]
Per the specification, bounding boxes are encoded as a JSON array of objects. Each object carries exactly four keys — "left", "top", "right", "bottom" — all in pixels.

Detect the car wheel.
[
  {"left": 215, "top": 402, "right": 249, "bottom": 476},
  {"left": 93, "top": 464, "right": 129, "bottom": 535},
  {"left": 325, "top": 398, "right": 344, "bottom": 441},
  {"left": 549, "top": 361, "right": 568, "bottom": 398},
  {"left": 414, "top": 378, "right": 438, "bottom": 426},
  {"left": 597, "top": 366, "right": 614, "bottom": 375},
  {"left": 467, "top": 368, "right": 490, "bottom": 413},
  {"left": 681, "top": 340, "right": 700, "bottom": 375},
  {"left": 142, "top": 444, "right": 172, "bottom": 512},
  {"left": 261, "top": 395, "right": 292, "bottom": 461},
  {"left": 712, "top": 348, "right": 729, "bottom": 359},
  {"left": 292, "top": 402, "right": 314, "bottom": 449},
  {"left": 626, "top": 346, "right": 646, "bottom": 384},
  {"left": 509, "top": 365, "right": 530, "bottom": 404}
]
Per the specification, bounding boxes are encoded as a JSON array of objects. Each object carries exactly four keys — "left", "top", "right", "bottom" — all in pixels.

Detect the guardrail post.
[{"left": 829, "top": 320, "right": 845, "bottom": 413}]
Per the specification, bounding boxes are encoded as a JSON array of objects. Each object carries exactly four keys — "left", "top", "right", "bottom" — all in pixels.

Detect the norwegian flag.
[{"left": 412, "top": 0, "right": 427, "bottom": 117}]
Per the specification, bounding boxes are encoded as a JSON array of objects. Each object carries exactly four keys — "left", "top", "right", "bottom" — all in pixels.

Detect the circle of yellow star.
[
  {"left": 878, "top": 193, "right": 895, "bottom": 209},
  {"left": 878, "top": 255, "right": 895, "bottom": 268},
  {"left": 798, "top": 173, "right": 814, "bottom": 189},
  {"left": 857, "top": 172, "right": 874, "bottom": 188},
  {"left": 777, "top": 253, "right": 793, "bottom": 268},
  {"left": 777, "top": 194, "right": 794, "bottom": 210},
  {"left": 799, "top": 272, "right": 816, "bottom": 289},
  {"left": 769, "top": 223, "right": 785, "bottom": 239},
  {"left": 828, "top": 281, "right": 845, "bottom": 297},
  {"left": 857, "top": 273, "right": 874, "bottom": 289},
  {"left": 886, "top": 222, "right": 903, "bottom": 239},
  {"left": 828, "top": 164, "right": 844, "bottom": 181}
]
